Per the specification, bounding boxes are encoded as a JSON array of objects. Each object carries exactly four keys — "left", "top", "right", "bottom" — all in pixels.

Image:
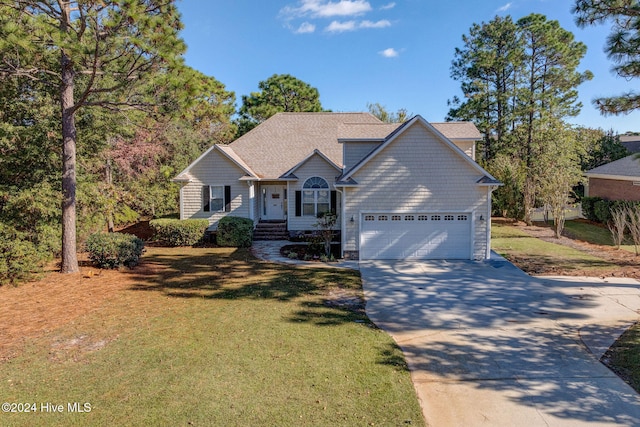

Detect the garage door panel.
[{"left": 361, "top": 213, "right": 471, "bottom": 260}]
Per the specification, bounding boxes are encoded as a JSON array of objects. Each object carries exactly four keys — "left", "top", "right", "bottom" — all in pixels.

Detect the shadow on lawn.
[{"left": 124, "top": 247, "right": 366, "bottom": 326}]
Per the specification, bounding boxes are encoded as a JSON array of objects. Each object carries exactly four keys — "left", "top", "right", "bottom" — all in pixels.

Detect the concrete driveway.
[{"left": 360, "top": 257, "right": 640, "bottom": 426}]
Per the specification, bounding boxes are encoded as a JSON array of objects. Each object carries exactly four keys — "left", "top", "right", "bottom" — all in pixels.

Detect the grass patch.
[
  {"left": 563, "top": 220, "right": 636, "bottom": 253},
  {"left": 0, "top": 247, "right": 423, "bottom": 426},
  {"left": 603, "top": 322, "right": 640, "bottom": 393},
  {"left": 491, "top": 222, "right": 618, "bottom": 275}
]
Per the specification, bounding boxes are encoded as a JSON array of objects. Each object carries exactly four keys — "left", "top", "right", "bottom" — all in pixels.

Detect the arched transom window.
[{"left": 303, "top": 176, "right": 330, "bottom": 216}]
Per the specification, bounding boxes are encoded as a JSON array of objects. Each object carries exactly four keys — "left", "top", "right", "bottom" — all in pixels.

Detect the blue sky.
[{"left": 176, "top": 0, "right": 640, "bottom": 133}]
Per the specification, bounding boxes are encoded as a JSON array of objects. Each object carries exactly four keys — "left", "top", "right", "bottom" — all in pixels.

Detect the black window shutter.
[
  {"left": 202, "top": 185, "right": 210, "bottom": 212},
  {"left": 295, "top": 191, "right": 301, "bottom": 217},
  {"left": 224, "top": 186, "right": 231, "bottom": 212},
  {"left": 330, "top": 190, "right": 337, "bottom": 214}
]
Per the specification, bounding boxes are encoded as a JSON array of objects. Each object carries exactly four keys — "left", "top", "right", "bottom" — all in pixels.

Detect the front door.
[{"left": 263, "top": 186, "right": 285, "bottom": 220}]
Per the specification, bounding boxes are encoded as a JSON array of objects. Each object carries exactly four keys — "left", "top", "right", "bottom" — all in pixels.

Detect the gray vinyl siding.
[
  {"left": 343, "top": 121, "right": 489, "bottom": 260},
  {"left": 343, "top": 141, "right": 381, "bottom": 170},
  {"left": 180, "top": 149, "right": 250, "bottom": 228},
  {"left": 288, "top": 154, "right": 342, "bottom": 231}
]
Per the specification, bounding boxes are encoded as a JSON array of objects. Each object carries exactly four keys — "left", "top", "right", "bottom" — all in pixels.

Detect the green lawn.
[
  {"left": 491, "top": 222, "right": 619, "bottom": 275},
  {"left": 603, "top": 322, "right": 640, "bottom": 393},
  {"left": 0, "top": 247, "right": 424, "bottom": 426},
  {"left": 563, "top": 220, "right": 637, "bottom": 253}
]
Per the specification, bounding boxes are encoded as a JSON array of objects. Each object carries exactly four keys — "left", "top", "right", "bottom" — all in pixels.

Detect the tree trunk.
[
  {"left": 106, "top": 159, "right": 115, "bottom": 233},
  {"left": 60, "top": 48, "right": 79, "bottom": 273}
]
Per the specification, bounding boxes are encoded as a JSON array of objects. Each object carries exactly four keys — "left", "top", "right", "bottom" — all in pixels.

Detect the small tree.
[
  {"left": 313, "top": 212, "right": 337, "bottom": 258},
  {"left": 608, "top": 206, "right": 627, "bottom": 249},
  {"left": 625, "top": 205, "right": 640, "bottom": 256}
]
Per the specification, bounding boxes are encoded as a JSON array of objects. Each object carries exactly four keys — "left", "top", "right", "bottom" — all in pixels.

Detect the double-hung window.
[
  {"left": 203, "top": 185, "right": 231, "bottom": 212},
  {"left": 302, "top": 177, "right": 330, "bottom": 216}
]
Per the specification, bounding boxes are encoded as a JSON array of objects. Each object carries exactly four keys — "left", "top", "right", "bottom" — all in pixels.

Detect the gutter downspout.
[{"left": 334, "top": 186, "right": 345, "bottom": 259}]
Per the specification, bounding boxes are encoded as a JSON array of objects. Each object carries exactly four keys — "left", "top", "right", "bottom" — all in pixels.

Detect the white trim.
[{"left": 586, "top": 173, "right": 640, "bottom": 182}]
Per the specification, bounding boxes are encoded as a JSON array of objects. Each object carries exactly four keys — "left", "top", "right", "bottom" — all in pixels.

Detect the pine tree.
[
  {"left": 574, "top": 0, "right": 640, "bottom": 114},
  {"left": 0, "top": 0, "right": 186, "bottom": 273}
]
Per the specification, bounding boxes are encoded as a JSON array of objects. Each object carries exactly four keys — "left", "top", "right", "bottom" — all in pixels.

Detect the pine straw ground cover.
[{"left": 0, "top": 247, "right": 424, "bottom": 426}]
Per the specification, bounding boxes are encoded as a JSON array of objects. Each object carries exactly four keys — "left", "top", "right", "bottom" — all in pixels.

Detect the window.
[
  {"left": 378, "top": 215, "right": 388, "bottom": 221},
  {"left": 404, "top": 215, "right": 415, "bottom": 221},
  {"left": 458, "top": 215, "right": 468, "bottom": 221},
  {"left": 431, "top": 215, "right": 441, "bottom": 221},
  {"left": 444, "top": 215, "right": 455, "bottom": 221},
  {"left": 302, "top": 177, "right": 330, "bottom": 216},
  {"left": 209, "top": 186, "right": 223, "bottom": 212},
  {"left": 418, "top": 215, "right": 428, "bottom": 221},
  {"left": 392, "top": 215, "right": 402, "bottom": 221},
  {"left": 364, "top": 215, "right": 375, "bottom": 221},
  {"left": 203, "top": 185, "right": 230, "bottom": 213}
]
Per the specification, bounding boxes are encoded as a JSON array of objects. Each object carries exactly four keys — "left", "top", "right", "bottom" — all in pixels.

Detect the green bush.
[
  {"left": 594, "top": 199, "right": 612, "bottom": 223},
  {"left": 0, "top": 224, "right": 51, "bottom": 285},
  {"left": 216, "top": 217, "right": 253, "bottom": 247},
  {"left": 86, "top": 232, "right": 145, "bottom": 269},
  {"left": 581, "top": 196, "right": 602, "bottom": 222},
  {"left": 149, "top": 218, "right": 209, "bottom": 246}
]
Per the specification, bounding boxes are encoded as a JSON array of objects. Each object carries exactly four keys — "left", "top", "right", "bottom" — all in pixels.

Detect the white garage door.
[{"left": 360, "top": 213, "right": 472, "bottom": 260}]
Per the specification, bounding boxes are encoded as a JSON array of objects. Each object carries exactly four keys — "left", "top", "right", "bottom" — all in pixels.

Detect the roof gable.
[
  {"left": 340, "top": 115, "right": 496, "bottom": 182},
  {"left": 280, "top": 149, "right": 342, "bottom": 179},
  {"left": 173, "top": 145, "right": 257, "bottom": 182}
]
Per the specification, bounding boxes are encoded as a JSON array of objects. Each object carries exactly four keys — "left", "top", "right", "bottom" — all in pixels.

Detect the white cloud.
[
  {"left": 325, "top": 19, "right": 390, "bottom": 32},
  {"left": 359, "top": 19, "right": 391, "bottom": 29},
  {"left": 282, "top": 0, "right": 372, "bottom": 19},
  {"left": 325, "top": 20, "right": 357, "bottom": 32},
  {"left": 496, "top": 2, "right": 512, "bottom": 12},
  {"left": 295, "top": 22, "right": 316, "bottom": 33},
  {"left": 379, "top": 47, "right": 399, "bottom": 58},
  {"left": 380, "top": 2, "right": 396, "bottom": 10}
]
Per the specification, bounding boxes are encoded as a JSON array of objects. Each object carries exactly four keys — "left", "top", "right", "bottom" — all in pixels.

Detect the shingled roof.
[
  {"left": 585, "top": 155, "right": 640, "bottom": 180},
  {"left": 176, "top": 112, "right": 483, "bottom": 181}
]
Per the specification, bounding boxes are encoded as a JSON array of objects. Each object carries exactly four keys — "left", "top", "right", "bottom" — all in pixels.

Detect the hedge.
[
  {"left": 582, "top": 197, "right": 640, "bottom": 223},
  {"left": 86, "top": 232, "right": 145, "bottom": 269},
  {"left": 149, "top": 218, "right": 209, "bottom": 246},
  {"left": 216, "top": 217, "right": 253, "bottom": 247}
]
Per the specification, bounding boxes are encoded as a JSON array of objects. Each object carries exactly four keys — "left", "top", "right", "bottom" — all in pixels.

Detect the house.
[
  {"left": 585, "top": 154, "right": 640, "bottom": 201},
  {"left": 173, "top": 112, "right": 501, "bottom": 260}
]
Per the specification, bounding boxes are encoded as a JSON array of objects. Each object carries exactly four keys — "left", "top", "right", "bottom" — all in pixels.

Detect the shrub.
[
  {"left": 594, "top": 199, "right": 613, "bottom": 224},
  {"left": 149, "top": 218, "right": 209, "bottom": 246},
  {"left": 581, "top": 196, "right": 602, "bottom": 222},
  {"left": 86, "top": 232, "right": 145, "bottom": 269},
  {"left": 216, "top": 217, "right": 253, "bottom": 247},
  {"left": 0, "top": 224, "right": 51, "bottom": 285}
]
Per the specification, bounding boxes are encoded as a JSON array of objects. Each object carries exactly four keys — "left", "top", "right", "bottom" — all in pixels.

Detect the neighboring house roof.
[
  {"left": 585, "top": 154, "right": 640, "bottom": 181},
  {"left": 174, "top": 112, "right": 486, "bottom": 182},
  {"left": 620, "top": 135, "right": 640, "bottom": 153}
]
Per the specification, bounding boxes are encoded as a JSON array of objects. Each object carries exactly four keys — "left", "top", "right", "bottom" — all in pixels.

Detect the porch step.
[{"left": 253, "top": 221, "right": 289, "bottom": 241}]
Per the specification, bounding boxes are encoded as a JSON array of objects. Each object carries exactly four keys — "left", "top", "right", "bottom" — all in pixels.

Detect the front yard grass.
[
  {"left": 603, "top": 322, "right": 640, "bottom": 393},
  {"left": 0, "top": 247, "right": 424, "bottom": 426},
  {"left": 491, "top": 222, "right": 619, "bottom": 276}
]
